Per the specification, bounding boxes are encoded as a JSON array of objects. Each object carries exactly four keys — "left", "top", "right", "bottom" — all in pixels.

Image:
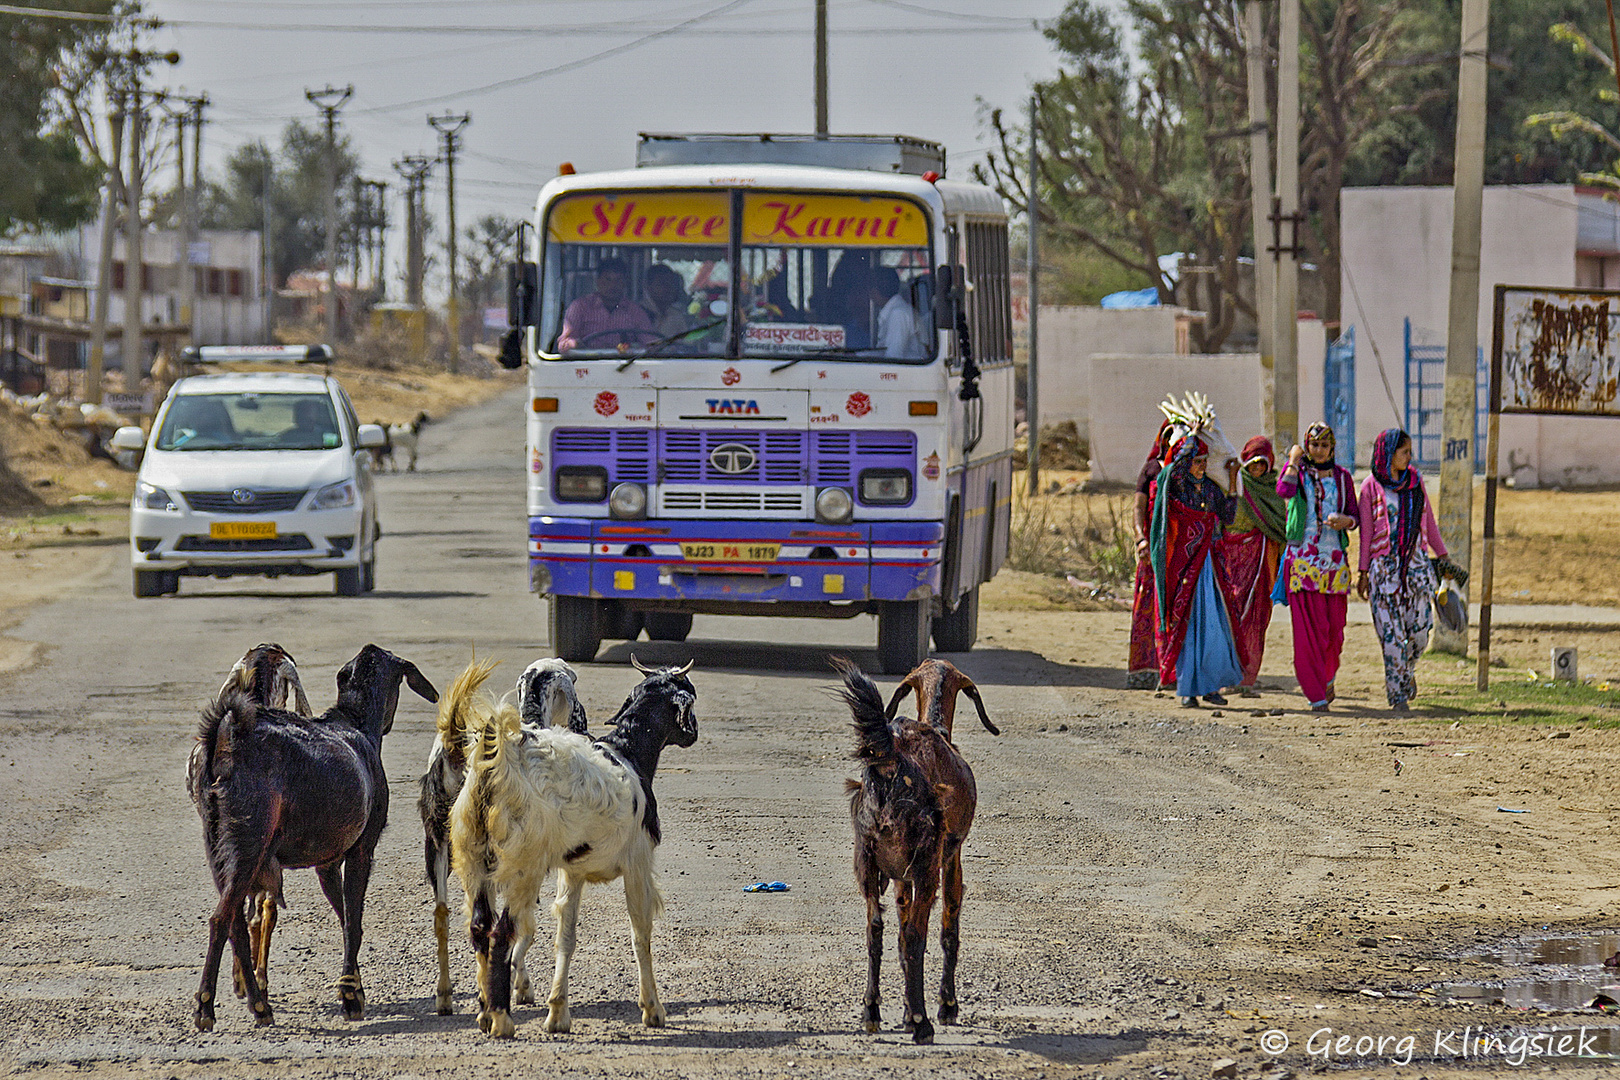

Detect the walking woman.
[
  {"left": 1150, "top": 434, "right": 1243, "bottom": 708},
  {"left": 1128, "top": 419, "right": 1177, "bottom": 689},
  {"left": 1276, "top": 422, "right": 1359, "bottom": 711},
  {"left": 1358, "top": 428, "right": 1447, "bottom": 713},
  {"left": 1221, "top": 436, "right": 1287, "bottom": 695}
]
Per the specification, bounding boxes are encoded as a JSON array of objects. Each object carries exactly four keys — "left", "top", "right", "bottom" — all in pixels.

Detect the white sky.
[{"left": 135, "top": 0, "right": 1074, "bottom": 292}]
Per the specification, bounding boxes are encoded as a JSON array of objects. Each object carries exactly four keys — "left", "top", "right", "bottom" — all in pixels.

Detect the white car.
[{"left": 114, "top": 358, "right": 386, "bottom": 598}]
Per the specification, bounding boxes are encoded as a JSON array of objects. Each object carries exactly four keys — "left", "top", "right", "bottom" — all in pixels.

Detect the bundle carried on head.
[{"left": 1157, "top": 392, "right": 1240, "bottom": 483}]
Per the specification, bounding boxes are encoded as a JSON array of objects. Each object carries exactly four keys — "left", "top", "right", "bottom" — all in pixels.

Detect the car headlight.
[
  {"left": 135, "top": 481, "right": 179, "bottom": 512},
  {"left": 555, "top": 466, "right": 608, "bottom": 502},
  {"left": 609, "top": 482, "right": 647, "bottom": 520},
  {"left": 859, "top": 469, "right": 912, "bottom": 505},
  {"left": 815, "top": 486, "right": 854, "bottom": 524},
  {"left": 311, "top": 480, "right": 357, "bottom": 510}
]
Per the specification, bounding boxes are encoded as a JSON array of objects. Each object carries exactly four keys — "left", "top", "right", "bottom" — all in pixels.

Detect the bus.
[{"left": 501, "top": 133, "right": 1014, "bottom": 674}]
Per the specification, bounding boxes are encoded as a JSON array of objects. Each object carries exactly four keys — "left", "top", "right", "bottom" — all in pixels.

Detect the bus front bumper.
[{"left": 528, "top": 517, "right": 942, "bottom": 604}]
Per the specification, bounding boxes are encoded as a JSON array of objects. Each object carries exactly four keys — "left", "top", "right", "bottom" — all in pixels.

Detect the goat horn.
[
  {"left": 674, "top": 659, "right": 695, "bottom": 675},
  {"left": 884, "top": 677, "right": 917, "bottom": 721},
  {"left": 630, "top": 653, "right": 656, "bottom": 674},
  {"left": 962, "top": 682, "right": 1001, "bottom": 736}
]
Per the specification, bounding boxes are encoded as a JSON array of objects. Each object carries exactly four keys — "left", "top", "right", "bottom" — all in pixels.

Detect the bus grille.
[
  {"left": 660, "top": 489, "right": 806, "bottom": 514},
  {"left": 552, "top": 428, "right": 652, "bottom": 483}
]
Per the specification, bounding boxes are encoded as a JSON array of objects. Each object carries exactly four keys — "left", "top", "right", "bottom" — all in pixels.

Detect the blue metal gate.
[
  {"left": 1324, "top": 327, "right": 1355, "bottom": 468},
  {"left": 1402, "top": 318, "right": 1486, "bottom": 472}
]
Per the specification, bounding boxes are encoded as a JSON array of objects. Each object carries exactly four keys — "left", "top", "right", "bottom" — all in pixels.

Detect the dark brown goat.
[
  {"left": 836, "top": 657, "right": 997, "bottom": 1044},
  {"left": 186, "top": 643, "right": 312, "bottom": 1003},
  {"left": 192, "top": 644, "right": 437, "bottom": 1030}
]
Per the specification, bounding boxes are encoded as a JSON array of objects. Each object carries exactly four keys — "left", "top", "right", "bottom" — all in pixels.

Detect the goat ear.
[
  {"left": 400, "top": 660, "right": 439, "bottom": 704},
  {"left": 884, "top": 679, "right": 915, "bottom": 721},
  {"left": 961, "top": 683, "right": 1000, "bottom": 736},
  {"left": 280, "top": 658, "right": 312, "bottom": 716}
]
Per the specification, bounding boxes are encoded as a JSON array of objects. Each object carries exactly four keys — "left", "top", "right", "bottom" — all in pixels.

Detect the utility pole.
[
  {"left": 1025, "top": 93, "right": 1041, "bottom": 498},
  {"left": 88, "top": 92, "right": 126, "bottom": 406},
  {"left": 814, "top": 0, "right": 829, "bottom": 136},
  {"left": 395, "top": 156, "right": 432, "bottom": 308},
  {"left": 1244, "top": 1, "right": 1275, "bottom": 433},
  {"left": 430, "top": 111, "right": 470, "bottom": 373},
  {"left": 260, "top": 139, "right": 273, "bottom": 341},
  {"left": 1434, "top": 0, "right": 1490, "bottom": 655},
  {"left": 306, "top": 84, "right": 352, "bottom": 345},
  {"left": 123, "top": 77, "right": 146, "bottom": 387},
  {"left": 164, "top": 93, "right": 207, "bottom": 345},
  {"left": 366, "top": 179, "right": 388, "bottom": 297},
  {"left": 1271, "top": 0, "right": 1300, "bottom": 453},
  {"left": 350, "top": 175, "right": 365, "bottom": 299}
]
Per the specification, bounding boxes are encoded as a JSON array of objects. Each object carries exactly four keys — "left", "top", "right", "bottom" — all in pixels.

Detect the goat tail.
[
  {"left": 195, "top": 686, "right": 259, "bottom": 790},
  {"left": 832, "top": 656, "right": 896, "bottom": 767},
  {"left": 438, "top": 656, "right": 501, "bottom": 772}
]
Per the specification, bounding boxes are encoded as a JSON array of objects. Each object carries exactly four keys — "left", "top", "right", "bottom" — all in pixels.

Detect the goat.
[
  {"left": 366, "top": 420, "right": 393, "bottom": 472},
  {"left": 186, "top": 644, "right": 312, "bottom": 1002},
  {"left": 418, "top": 656, "right": 586, "bottom": 1014},
  {"left": 385, "top": 412, "right": 429, "bottom": 472},
  {"left": 192, "top": 644, "right": 438, "bottom": 1030},
  {"left": 835, "top": 656, "right": 998, "bottom": 1044},
  {"left": 451, "top": 655, "right": 698, "bottom": 1038}
]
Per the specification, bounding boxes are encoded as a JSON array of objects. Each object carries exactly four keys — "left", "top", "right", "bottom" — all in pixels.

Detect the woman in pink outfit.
[
  {"left": 1276, "top": 422, "right": 1359, "bottom": 710},
  {"left": 1357, "top": 428, "right": 1448, "bottom": 713}
]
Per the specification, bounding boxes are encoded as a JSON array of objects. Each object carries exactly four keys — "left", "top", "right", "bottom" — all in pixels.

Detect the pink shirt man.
[{"left": 557, "top": 262, "right": 653, "bottom": 351}]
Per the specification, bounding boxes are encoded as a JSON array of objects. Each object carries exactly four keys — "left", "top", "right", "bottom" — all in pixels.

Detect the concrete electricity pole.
[
  {"left": 1271, "top": 0, "right": 1301, "bottom": 453},
  {"left": 122, "top": 78, "right": 146, "bottom": 387},
  {"left": 306, "top": 84, "right": 352, "bottom": 345},
  {"left": 87, "top": 92, "right": 126, "bottom": 405},
  {"left": 1434, "top": 0, "right": 1490, "bottom": 655},
  {"left": 394, "top": 156, "right": 432, "bottom": 309},
  {"left": 1244, "top": 1, "right": 1275, "bottom": 432},
  {"left": 430, "top": 111, "right": 470, "bottom": 373},
  {"left": 814, "top": 0, "right": 828, "bottom": 136},
  {"left": 1026, "top": 93, "right": 1041, "bottom": 498},
  {"left": 163, "top": 93, "right": 207, "bottom": 342}
]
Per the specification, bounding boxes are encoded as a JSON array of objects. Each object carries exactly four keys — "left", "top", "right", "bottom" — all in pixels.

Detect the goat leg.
[
  {"left": 470, "top": 889, "right": 495, "bottom": 1032},
  {"left": 896, "top": 881, "right": 935, "bottom": 1045},
  {"left": 336, "top": 849, "right": 372, "bottom": 1021},
  {"left": 938, "top": 840, "right": 965, "bottom": 1025},
  {"left": 434, "top": 902, "right": 453, "bottom": 1014},
  {"left": 230, "top": 900, "right": 275, "bottom": 1026},
  {"left": 231, "top": 895, "right": 253, "bottom": 1000},
  {"left": 624, "top": 862, "right": 666, "bottom": 1027},
  {"left": 545, "top": 873, "right": 586, "bottom": 1034},
  {"left": 195, "top": 892, "right": 238, "bottom": 1031},
  {"left": 862, "top": 891, "right": 885, "bottom": 1033},
  {"left": 484, "top": 906, "right": 517, "bottom": 1038},
  {"left": 255, "top": 891, "right": 277, "bottom": 995}
]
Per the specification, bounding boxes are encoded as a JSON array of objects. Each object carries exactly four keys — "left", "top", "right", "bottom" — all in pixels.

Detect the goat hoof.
[
  {"left": 194, "top": 1011, "right": 215, "bottom": 1033},
  {"left": 488, "top": 1010, "right": 516, "bottom": 1039},
  {"left": 543, "top": 1007, "right": 571, "bottom": 1034},
  {"left": 863, "top": 1020, "right": 881, "bottom": 1034},
  {"left": 912, "top": 1018, "right": 935, "bottom": 1045},
  {"left": 642, "top": 1003, "right": 667, "bottom": 1028},
  {"left": 253, "top": 1005, "right": 275, "bottom": 1027},
  {"left": 339, "top": 988, "right": 366, "bottom": 1021},
  {"left": 938, "top": 1001, "right": 959, "bottom": 1024},
  {"left": 477, "top": 1010, "right": 493, "bottom": 1034},
  {"left": 514, "top": 982, "right": 534, "bottom": 1006},
  {"left": 435, "top": 993, "right": 453, "bottom": 1016}
]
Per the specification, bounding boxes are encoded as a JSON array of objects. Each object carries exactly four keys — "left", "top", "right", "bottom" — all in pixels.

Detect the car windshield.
[
  {"left": 541, "top": 190, "right": 731, "bottom": 359},
  {"left": 738, "top": 192, "right": 934, "bottom": 362},
  {"left": 154, "top": 392, "right": 342, "bottom": 451}
]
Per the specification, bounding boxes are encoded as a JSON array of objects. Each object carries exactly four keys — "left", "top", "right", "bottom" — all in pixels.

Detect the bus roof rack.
[
  {"left": 636, "top": 133, "right": 945, "bottom": 177},
  {"left": 183, "top": 344, "right": 333, "bottom": 365}
]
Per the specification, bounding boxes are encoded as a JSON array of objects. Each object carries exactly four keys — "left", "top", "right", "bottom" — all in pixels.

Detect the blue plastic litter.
[
  {"left": 744, "top": 881, "right": 790, "bottom": 893},
  {"left": 1497, "top": 806, "right": 1528, "bottom": 814},
  {"left": 1100, "top": 286, "right": 1161, "bottom": 309}
]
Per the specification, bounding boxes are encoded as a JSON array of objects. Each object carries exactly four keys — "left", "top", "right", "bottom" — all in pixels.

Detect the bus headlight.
[
  {"left": 859, "top": 469, "right": 912, "bottom": 505},
  {"left": 815, "top": 486, "right": 854, "bottom": 524},
  {"left": 609, "top": 482, "right": 647, "bottom": 520},
  {"left": 555, "top": 466, "right": 608, "bottom": 502}
]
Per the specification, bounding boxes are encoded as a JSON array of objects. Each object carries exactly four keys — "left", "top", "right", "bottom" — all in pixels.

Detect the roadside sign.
[{"left": 103, "top": 392, "right": 153, "bottom": 415}]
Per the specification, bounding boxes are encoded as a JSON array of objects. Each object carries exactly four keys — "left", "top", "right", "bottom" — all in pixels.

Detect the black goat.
[
  {"left": 192, "top": 644, "right": 438, "bottom": 1030},
  {"left": 418, "top": 656, "right": 586, "bottom": 1014},
  {"left": 451, "top": 655, "right": 697, "bottom": 1038}
]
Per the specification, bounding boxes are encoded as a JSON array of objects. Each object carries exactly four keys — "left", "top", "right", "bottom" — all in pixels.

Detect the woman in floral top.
[{"left": 1275, "top": 422, "right": 1359, "bottom": 711}]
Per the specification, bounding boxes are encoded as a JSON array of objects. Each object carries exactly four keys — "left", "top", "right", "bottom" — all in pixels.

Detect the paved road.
[{"left": 0, "top": 388, "right": 1356, "bottom": 1078}]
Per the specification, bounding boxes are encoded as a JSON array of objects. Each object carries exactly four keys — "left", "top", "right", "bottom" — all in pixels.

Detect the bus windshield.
[{"left": 538, "top": 188, "right": 935, "bottom": 362}]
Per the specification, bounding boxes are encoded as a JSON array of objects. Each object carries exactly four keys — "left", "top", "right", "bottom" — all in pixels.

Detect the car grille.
[
  {"left": 182, "top": 489, "right": 308, "bottom": 513},
  {"left": 175, "top": 534, "right": 316, "bottom": 552}
]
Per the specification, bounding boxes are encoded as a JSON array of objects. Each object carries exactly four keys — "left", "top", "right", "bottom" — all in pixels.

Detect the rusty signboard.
[{"left": 1497, "top": 285, "right": 1620, "bottom": 416}]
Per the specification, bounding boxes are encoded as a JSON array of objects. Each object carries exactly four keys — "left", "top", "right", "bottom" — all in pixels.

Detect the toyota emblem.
[
  {"left": 709, "top": 442, "right": 756, "bottom": 474},
  {"left": 231, "top": 488, "right": 255, "bottom": 505}
]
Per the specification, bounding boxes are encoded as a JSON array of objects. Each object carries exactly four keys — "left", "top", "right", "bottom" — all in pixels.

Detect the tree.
[
  {"left": 0, "top": 0, "right": 117, "bottom": 237},
  {"left": 461, "top": 213, "right": 520, "bottom": 315},
  {"left": 1519, "top": 17, "right": 1620, "bottom": 195}
]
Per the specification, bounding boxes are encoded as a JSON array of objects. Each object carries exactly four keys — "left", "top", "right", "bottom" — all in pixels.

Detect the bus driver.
[{"left": 557, "top": 257, "right": 654, "bottom": 351}]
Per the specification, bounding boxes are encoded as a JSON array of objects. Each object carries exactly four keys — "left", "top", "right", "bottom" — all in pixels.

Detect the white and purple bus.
[{"left": 501, "top": 134, "right": 1014, "bottom": 673}]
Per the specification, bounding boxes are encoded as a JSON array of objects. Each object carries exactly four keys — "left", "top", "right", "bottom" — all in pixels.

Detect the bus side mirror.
[
  {"left": 501, "top": 260, "right": 538, "bottom": 369},
  {"left": 933, "top": 264, "right": 956, "bottom": 330}
]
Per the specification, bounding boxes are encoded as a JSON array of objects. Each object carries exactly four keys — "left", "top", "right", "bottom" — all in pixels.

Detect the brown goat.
[{"left": 835, "top": 657, "right": 998, "bottom": 1044}]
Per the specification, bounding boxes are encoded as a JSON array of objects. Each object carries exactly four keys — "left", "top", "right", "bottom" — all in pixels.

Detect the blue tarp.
[{"left": 1099, "top": 287, "right": 1161, "bottom": 309}]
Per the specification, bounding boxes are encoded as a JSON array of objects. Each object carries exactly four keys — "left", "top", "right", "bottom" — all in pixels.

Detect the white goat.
[
  {"left": 418, "top": 656, "right": 585, "bottom": 1014},
  {"left": 450, "top": 656, "right": 698, "bottom": 1038},
  {"left": 386, "top": 412, "right": 428, "bottom": 472}
]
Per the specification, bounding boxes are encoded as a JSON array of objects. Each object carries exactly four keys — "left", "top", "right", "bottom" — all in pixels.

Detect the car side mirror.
[
  {"left": 110, "top": 426, "right": 146, "bottom": 452},
  {"left": 357, "top": 424, "right": 387, "bottom": 449}
]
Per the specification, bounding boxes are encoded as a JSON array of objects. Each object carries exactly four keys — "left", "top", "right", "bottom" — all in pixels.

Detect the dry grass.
[
  {"left": 1470, "top": 488, "right": 1620, "bottom": 606},
  {"left": 1005, "top": 472, "right": 1136, "bottom": 589}
]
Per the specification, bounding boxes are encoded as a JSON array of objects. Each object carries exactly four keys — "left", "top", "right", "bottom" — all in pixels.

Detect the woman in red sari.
[
  {"left": 1219, "top": 436, "right": 1287, "bottom": 695},
  {"left": 1128, "top": 420, "right": 1177, "bottom": 689}
]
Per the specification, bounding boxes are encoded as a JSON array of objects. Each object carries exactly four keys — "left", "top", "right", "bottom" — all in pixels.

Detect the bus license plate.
[
  {"left": 680, "top": 542, "right": 780, "bottom": 563},
  {"left": 210, "top": 521, "right": 277, "bottom": 540}
]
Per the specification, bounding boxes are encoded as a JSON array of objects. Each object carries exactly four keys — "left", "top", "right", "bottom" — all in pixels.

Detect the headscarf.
[
  {"left": 1145, "top": 419, "right": 1174, "bottom": 468},
  {"left": 1149, "top": 435, "right": 1211, "bottom": 629},
  {"left": 1236, "top": 435, "right": 1287, "bottom": 544},
  {"left": 1304, "top": 421, "right": 1337, "bottom": 472},
  {"left": 1371, "top": 427, "right": 1424, "bottom": 577}
]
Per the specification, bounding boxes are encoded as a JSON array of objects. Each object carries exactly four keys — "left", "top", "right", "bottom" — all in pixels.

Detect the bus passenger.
[
  {"left": 873, "top": 267, "right": 926, "bottom": 359},
  {"left": 558, "top": 257, "right": 653, "bottom": 351},
  {"left": 641, "top": 263, "right": 691, "bottom": 337}
]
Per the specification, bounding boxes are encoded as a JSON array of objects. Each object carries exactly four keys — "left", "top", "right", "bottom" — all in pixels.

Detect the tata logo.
[
  {"left": 231, "top": 488, "right": 255, "bottom": 505},
  {"left": 705, "top": 398, "right": 760, "bottom": 415},
  {"left": 709, "top": 442, "right": 756, "bottom": 474}
]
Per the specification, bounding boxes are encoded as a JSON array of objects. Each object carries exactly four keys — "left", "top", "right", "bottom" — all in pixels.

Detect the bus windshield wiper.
[
  {"left": 770, "top": 346, "right": 885, "bottom": 372},
  {"left": 615, "top": 318, "right": 728, "bottom": 371}
]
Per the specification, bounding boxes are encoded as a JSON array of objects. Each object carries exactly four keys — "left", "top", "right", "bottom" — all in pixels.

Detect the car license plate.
[
  {"left": 210, "top": 521, "right": 277, "bottom": 540},
  {"left": 680, "top": 542, "right": 780, "bottom": 562}
]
